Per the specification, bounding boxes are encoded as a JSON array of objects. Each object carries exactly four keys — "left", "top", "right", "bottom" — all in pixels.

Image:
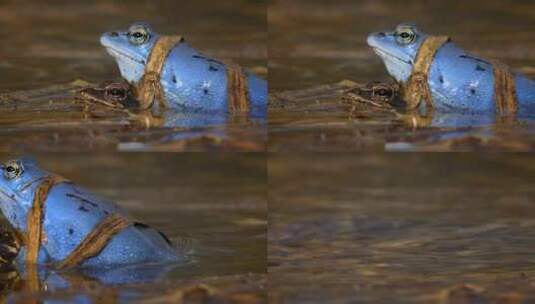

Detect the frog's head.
[
  {"left": 0, "top": 158, "right": 50, "bottom": 231},
  {"left": 100, "top": 22, "right": 160, "bottom": 84},
  {"left": 367, "top": 23, "right": 428, "bottom": 83},
  {"left": 77, "top": 81, "right": 138, "bottom": 109}
]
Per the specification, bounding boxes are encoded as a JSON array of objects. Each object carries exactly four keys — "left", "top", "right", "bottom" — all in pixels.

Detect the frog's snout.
[
  {"left": 100, "top": 32, "right": 119, "bottom": 48},
  {"left": 367, "top": 32, "right": 385, "bottom": 48}
]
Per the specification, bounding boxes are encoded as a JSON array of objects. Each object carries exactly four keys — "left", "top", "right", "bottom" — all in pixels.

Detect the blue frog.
[
  {"left": 367, "top": 23, "right": 535, "bottom": 115},
  {"left": 0, "top": 158, "right": 180, "bottom": 269},
  {"left": 100, "top": 22, "right": 267, "bottom": 118}
]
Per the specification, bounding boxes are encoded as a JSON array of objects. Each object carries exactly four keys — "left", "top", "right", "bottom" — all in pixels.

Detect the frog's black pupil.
[
  {"left": 401, "top": 32, "right": 409, "bottom": 38},
  {"left": 134, "top": 32, "right": 142, "bottom": 38},
  {"left": 6, "top": 167, "right": 14, "bottom": 172},
  {"left": 378, "top": 90, "right": 387, "bottom": 96},
  {"left": 111, "top": 89, "right": 120, "bottom": 95}
]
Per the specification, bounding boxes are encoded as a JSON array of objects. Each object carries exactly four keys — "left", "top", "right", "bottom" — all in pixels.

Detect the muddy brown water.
[
  {"left": 0, "top": 0, "right": 267, "bottom": 152},
  {"left": 269, "top": 154, "right": 535, "bottom": 303},
  {"left": 0, "top": 153, "right": 267, "bottom": 302},
  {"left": 269, "top": 0, "right": 535, "bottom": 152}
]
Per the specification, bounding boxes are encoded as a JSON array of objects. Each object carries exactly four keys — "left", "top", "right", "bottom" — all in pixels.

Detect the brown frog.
[
  {"left": 342, "top": 81, "right": 401, "bottom": 109},
  {"left": 76, "top": 81, "right": 138, "bottom": 109},
  {"left": 0, "top": 225, "right": 20, "bottom": 270},
  {"left": 76, "top": 81, "right": 167, "bottom": 128},
  {"left": 342, "top": 81, "right": 439, "bottom": 128}
]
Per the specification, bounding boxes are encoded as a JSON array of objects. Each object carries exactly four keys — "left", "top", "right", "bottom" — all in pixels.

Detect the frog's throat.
[
  {"left": 401, "top": 35, "right": 518, "bottom": 115},
  {"left": 23, "top": 175, "right": 132, "bottom": 270},
  {"left": 135, "top": 35, "right": 252, "bottom": 113},
  {"left": 105, "top": 47, "right": 145, "bottom": 66},
  {"left": 372, "top": 47, "right": 413, "bottom": 66}
]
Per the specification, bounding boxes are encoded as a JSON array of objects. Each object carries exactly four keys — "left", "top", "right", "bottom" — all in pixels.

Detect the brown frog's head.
[
  {"left": 345, "top": 81, "right": 401, "bottom": 107},
  {"left": 357, "top": 82, "right": 398, "bottom": 103},
  {"left": 77, "top": 81, "right": 139, "bottom": 109}
]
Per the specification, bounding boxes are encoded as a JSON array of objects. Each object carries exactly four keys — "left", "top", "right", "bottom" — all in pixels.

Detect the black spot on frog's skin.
[
  {"left": 172, "top": 75, "right": 177, "bottom": 83},
  {"left": 78, "top": 206, "right": 89, "bottom": 212},
  {"left": 209, "top": 65, "right": 219, "bottom": 72},
  {"left": 68, "top": 228, "right": 74, "bottom": 235},
  {"left": 470, "top": 88, "right": 476, "bottom": 95},
  {"left": 66, "top": 193, "right": 98, "bottom": 208},
  {"left": 459, "top": 55, "right": 491, "bottom": 65},
  {"left": 203, "top": 89, "right": 209, "bottom": 95},
  {"left": 193, "top": 55, "right": 224, "bottom": 66},
  {"left": 158, "top": 230, "right": 172, "bottom": 245},
  {"left": 134, "top": 222, "right": 150, "bottom": 229},
  {"left": 475, "top": 64, "right": 486, "bottom": 72},
  {"left": 133, "top": 223, "right": 172, "bottom": 245},
  {"left": 439, "top": 76, "right": 444, "bottom": 84},
  {"left": 104, "top": 210, "right": 110, "bottom": 215}
]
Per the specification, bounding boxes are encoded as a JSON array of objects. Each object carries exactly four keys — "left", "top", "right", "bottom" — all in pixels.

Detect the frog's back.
[
  {"left": 160, "top": 42, "right": 267, "bottom": 115},
  {"left": 429, "top": 42, "right": 535, "bottom": 113},
  {"left": 160, "top": 43, "right": 229, "bottom": 112},
  {"left": 33, "top": 183, "right": 178, "bottom": 266},
  {"left": 428, "top": 42, "right": 495, "bottom": 112}
]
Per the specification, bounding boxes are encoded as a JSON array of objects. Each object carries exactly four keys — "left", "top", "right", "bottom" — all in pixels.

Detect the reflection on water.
[
  {"left": 269, "top": 154, "right": 535, "bottom": 303},
  {"left": 0, "top": 153, "right": 267, "bottom": 302},
  {"left": 0, "top": 0, "right": 267, "bottom": 151},
  {"left": 269, "top": 0, "right": 535, "bottom": 151}
]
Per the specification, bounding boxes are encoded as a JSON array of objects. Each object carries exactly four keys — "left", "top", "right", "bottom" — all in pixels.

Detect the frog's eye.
[
  {"left": 105, "top": 87, "right": 127, "bottom": 101},
  {"left": 376, "top": 89, "right": 390, "bottom": 97},
  {"left": 373, "top": 87, "right": 393, "bottom": 100},
  {"left": 105, "top": 83, "right": 129, "bottom": 101},
  {"left": 128, "top": 25, "right": 150, "bottom": 45},
  {"left": 395, "top": 27, "right": 416, "bottom": 45},
  {"left": 3, "top": 161, "right": 23, "bottom": 180}
]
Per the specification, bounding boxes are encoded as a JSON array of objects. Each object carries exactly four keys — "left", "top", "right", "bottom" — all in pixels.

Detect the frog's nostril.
[
  {"left": 110, "top": 31, "right": 119, "bottom": 37},
  {"left": 377, "top": 32, "right": 386, "bottom": 38}
]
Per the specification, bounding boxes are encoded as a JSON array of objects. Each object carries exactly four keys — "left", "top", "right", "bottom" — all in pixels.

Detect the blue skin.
[
  {"left": 100, "top": 22, "right": 267, "bottom": 118},
  {"left": 0, "top": 158, "right": 179, "bottom": 269},
  {"left": 368, "top": 23, "right": 535, "bottom": 116}
]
